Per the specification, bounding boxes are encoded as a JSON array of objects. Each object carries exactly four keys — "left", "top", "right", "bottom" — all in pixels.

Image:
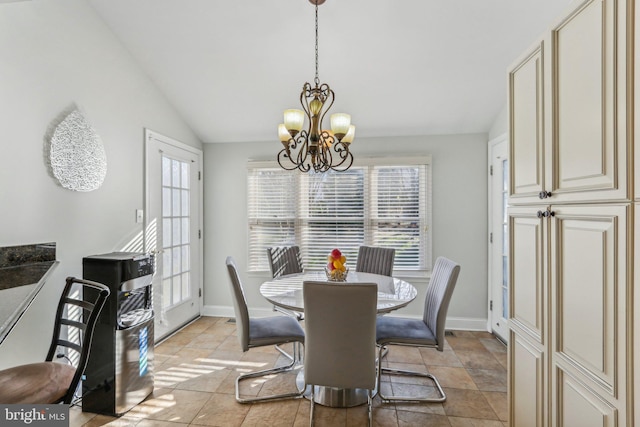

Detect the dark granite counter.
[
  {"left": 0, "top": 242, "right": 55, "bottom": 267},
  {"left": 0, "top": 261, "right": 56, "bottom": 290},
  {"left": 0, "top": 243, "right": 57, "bottom": 345}
]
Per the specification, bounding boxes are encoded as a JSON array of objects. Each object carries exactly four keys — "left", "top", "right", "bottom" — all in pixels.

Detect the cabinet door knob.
[
  {"left": 538, "top": 191, "right": 552, "bottom": 199},
  {"left": 537, "top": 209, "right": 555, "bottom": 218}
]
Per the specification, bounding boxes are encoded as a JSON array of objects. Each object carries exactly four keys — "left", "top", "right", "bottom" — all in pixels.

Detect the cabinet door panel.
[
  {"left": 509, "top": 207, "right": 546, "bottom": 343},
  {"left": 635, "top": 204, "right": 640, "bottom": 427},
  {"left": 636, "top": 3, "right": 640, "bottom": 201},
  {"left": 509, "top": 41, "right": 545, "bottom": 205},
  {"left": 550, "top": 204, "right": 628, "bottom": 400},
  {"left": 510, "top": 332, "right": 545, "bottom": 427},
  {"left": 550, "top": 0, "right": 628, "bottom": 202},
  {"left": 554, "top": 368, "right": 617, "bottom": 427}
]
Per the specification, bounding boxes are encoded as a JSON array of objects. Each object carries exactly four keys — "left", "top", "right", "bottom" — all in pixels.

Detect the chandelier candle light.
[{"left": 277, "top": 0, "right": 355, "bottom": 173}]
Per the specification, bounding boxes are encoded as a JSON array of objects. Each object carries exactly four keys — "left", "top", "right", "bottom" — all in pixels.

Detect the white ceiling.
[{"left": 88, "top": 0, "right": 572, "bottom": 143}]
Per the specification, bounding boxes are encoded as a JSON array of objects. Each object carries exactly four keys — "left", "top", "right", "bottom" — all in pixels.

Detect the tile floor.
[{"left": 72, "top": 316, "right": 508, "bottom": 426}]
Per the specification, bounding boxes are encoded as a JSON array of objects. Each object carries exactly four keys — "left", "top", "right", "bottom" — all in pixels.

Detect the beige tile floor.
[{"left": 72, "top": 316, "right": 508, "bottom": 427}]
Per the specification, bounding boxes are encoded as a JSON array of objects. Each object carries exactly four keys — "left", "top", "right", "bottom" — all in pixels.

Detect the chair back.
[
  {"left": 355, "top": 246, "right": 395, "bottom": 276},
  {"left": 423, "top": 257, "right": 460, "bottom": 351},
  {"left": 45, "top": 277, "right": 110, "bottom": 404},
  {"left": 303, "top": 281, "right": 378, "bottom": 390},
  {"left": 267, "top": 246, "right": 303, "bottom": 278},
  {"left": 226, "top": 257, "right": 251, "bottom": 351}
]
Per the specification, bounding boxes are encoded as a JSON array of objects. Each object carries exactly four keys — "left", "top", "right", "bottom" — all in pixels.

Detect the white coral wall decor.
[{"left": 50, "top": 109, "right": 107, "bottom": 191}]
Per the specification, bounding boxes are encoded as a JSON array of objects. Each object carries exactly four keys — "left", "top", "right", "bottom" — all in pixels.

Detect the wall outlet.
[{"left": 136, "top": 209, "right": 144, "bottom": 223}]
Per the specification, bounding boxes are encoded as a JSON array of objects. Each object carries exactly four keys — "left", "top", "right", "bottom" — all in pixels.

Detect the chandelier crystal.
[{"left": 277, "top": 0, "right": 355, "bottom": 173}]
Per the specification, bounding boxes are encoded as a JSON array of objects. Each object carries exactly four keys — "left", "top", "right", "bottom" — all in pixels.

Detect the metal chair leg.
[
  {"left": 310, "top": 385, "right": 316, "bottom": 427},
  {"left": 275, "top": 343, "right": 294, "bottom": 361},
  {"left": 367, "top": 390, "right": 372, "bottom": 427},
  {"left": 376, "top": 345, "right": 446, "bottom": 403},
  {"left": 235, "top": 343, "right": 305, "bottom": 403}
]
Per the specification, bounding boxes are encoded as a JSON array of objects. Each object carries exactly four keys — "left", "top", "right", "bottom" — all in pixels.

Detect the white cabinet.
[
  {"left": 509, "top": 0, "right": 629, "bottom": 206},
  {"left": 509, "top": 203, "right": 630, "bottom": 426},
  {"left": 508, "top": 206, "right": 547, "bottom": 344},
  {"left": 509, "top": 41, "right": 546, "bottom": 204},
  {"left": 549, "top": 204, "right": 629, "bottom": 426},
  {"left": 508, "top": 1, "right": 633, "bottom": 426},
  {"left": 634, "top": 204, "right": 640, "bottom": 427},
  {"left": 508, "top": 206, "right": 548, "bottom": 426},
  {"left": 511, "top": 331, "right": 546, "bottom": 427}
]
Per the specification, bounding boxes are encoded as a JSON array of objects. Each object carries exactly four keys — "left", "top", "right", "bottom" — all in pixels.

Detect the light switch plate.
[{"left": 136, "top": 209, "right": 144, "bottom": 223}]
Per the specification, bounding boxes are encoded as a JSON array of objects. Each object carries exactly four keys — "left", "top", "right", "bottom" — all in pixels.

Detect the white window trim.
[{"left": 247, "top": 156, "right": 432, "bottom": 276}]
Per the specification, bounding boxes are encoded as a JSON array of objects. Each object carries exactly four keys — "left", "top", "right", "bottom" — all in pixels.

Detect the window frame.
[{"left": 247, "top": 156, "right": 432, "bottom": 277}]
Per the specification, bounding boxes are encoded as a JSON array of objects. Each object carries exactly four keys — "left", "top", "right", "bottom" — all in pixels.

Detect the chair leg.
[
  {"left": 377, "top": 345, "right": 446, "bottom": 403},
  {"left": 367, "top": 390, "right": 372, "bottom": 427},
  {"left": 310, "top": 385, "right": 316, "bottom": 427},
  {"left": 235, "top": 343, "right": 305, "bottom": 403}
]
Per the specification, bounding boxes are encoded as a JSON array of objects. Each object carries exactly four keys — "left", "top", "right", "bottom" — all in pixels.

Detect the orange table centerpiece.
[{"left": 325, "top": 248, "right": 348, "bottom": 281}]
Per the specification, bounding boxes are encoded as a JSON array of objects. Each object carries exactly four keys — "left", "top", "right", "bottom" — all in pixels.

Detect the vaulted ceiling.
[{"left": 88, "top": 0, "right": 571, "bottom": 143}]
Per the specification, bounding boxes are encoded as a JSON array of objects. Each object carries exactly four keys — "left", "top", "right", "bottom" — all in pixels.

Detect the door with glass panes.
[
  {"left": 489, "top": 136, "right": 508, "bottom": 341},
  {"left": 145, "top": 130, "right": 202, "bottom": 341}
]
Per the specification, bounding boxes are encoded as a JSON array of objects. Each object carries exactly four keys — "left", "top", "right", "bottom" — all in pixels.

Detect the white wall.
[
  {"left": 0, "top": 0, "right": 202, "bottom": 369},
  {"left": 204, "top": 134, "right": 489, "bottom": 330},
  {"left": 489, "top": 103, "right": 508, "bottom": 140}
]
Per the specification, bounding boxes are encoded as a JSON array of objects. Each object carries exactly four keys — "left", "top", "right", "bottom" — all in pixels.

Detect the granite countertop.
[
  {"left": 0, "top": 243, "right": 56, "bottom": 291},
  {"left": 0, "top": 243, "right": 58, "bottom": 345},
  {"left": 0, "top": 261, "right": 57, "bottom": 290}
]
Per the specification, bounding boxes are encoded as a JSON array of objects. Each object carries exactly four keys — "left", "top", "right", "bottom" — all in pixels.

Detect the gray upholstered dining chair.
[
  {"left": 303, "top": 281, "right": 378, "bottom": 427},
  {"left": 376, "top": 256, "right": 460, "bottom": 402},
  {"left": 267, "top": 246, "right": 305, "bottom": 320},
  {"left": 355, "top": 246, "right": 395, "bottom": 276},
  {"left": 225, "top": 256, "right": 305, "bottom": 403},
  {"left": 267, "top": 246, "right": 304, "bottom": 278}
]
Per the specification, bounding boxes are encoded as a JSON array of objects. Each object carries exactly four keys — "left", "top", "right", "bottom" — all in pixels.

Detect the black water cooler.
[{"left": 81, "top": 252, "right": 155, "bottom": 416}]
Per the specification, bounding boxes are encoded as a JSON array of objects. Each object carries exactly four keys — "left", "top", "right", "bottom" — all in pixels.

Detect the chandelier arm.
[
  {"left": 320, "top": 133, "right": 336, "bottom": 172},
  {"left": 326, "top": 139, "right": 353, "bottom": 171},
  {"left": 298, "top": 152, "right": 312, "bottom": 172},
  {"left": 296, "top": 136, "right": 312, "bottom": 172},
  {"left": 277, "top": 130, "right": 313, "bottom": 171},
  {"left": 301, "top": 83, "right": 313, "bottom": 111},
  {"left": 277, "top": 135, "right": 303, "bottom": 171},
  {"left": 330, "top": 151, "right": 354, "bottom": 172},
  {"left": 300, "top": 83, "right": 314, "bottom": 136},
  {"left": 277, "top": 148, "right": 302, "bottom": 171},
  {"left": 329, "top": 140, "right": 353, "bottom": 170},
  {"left": 318, "top": 86, "right": 335, "bottom": 135}
]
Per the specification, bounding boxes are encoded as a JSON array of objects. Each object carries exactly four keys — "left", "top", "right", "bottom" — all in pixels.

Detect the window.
[
  {"left": 161, "top": 156, "right": 192, "bottom": 309},
  {"left": 247, "top": 157, "right": 431, "bottom": 274}
]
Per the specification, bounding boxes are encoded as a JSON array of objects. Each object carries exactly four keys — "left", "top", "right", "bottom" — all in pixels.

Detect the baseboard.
[
  {"left": 442, "top": 316, "right": 489, "bottom": 332},
  {"left": 202, "top": 305, "right": 489, "bottom": 332}
]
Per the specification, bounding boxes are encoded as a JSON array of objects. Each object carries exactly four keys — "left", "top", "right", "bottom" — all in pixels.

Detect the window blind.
[
  {"left": 247, "top": 158, "right": 431, "bottom": 273},
  {"left": 247, "top": 168, "right": 297, "bottom": 271}
]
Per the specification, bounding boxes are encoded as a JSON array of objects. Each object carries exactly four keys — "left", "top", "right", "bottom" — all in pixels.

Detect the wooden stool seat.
[{"left": 0, "top": 362, "right": 75, "bottom": 404}]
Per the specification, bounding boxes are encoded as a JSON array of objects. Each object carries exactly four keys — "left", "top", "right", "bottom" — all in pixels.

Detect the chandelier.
[{"left": 277, "top": 0, "right": 355, "bottom": 173}]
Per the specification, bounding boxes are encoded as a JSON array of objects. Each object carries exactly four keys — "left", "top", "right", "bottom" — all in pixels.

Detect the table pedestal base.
[{"left": 296, "top": 371, "right": 370, "bottom": 407}]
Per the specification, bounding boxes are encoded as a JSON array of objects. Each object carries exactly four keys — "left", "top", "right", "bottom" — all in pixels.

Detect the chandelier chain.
[{"left": 314, "top": 3, "right": 319, "bottom": 86}]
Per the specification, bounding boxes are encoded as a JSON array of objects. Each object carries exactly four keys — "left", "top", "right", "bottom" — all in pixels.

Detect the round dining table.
[
  {"left": 259, "top": 270, "right": 418, "bottom": 407},
  {"left": 260, "top": 270, "right": 418, "bottom": 315}
]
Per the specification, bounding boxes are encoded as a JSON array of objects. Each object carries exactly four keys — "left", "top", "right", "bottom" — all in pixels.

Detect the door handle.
[
  {"left": 538, "top": 191, "right": 552, "bottom": 199},
  {"left": 537, "top": 209, "right": 555, "bottom": 218}
]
